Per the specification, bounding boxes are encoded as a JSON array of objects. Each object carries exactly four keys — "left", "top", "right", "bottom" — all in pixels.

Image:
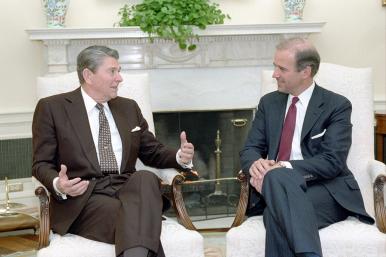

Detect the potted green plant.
[{"left": 117, "top": 0, "right": 230, "bottom": 50}]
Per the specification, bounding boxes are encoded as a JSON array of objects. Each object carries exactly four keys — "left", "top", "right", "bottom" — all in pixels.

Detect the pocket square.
[
  {"left": 311, "top": 129, "right": 326, "bottom": 139},
  {"left": 131, "top": 126, "right": 141, "bottom": 132}
]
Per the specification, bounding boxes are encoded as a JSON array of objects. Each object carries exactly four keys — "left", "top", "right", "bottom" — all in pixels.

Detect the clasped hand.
[
  {"left": 57, "top": 164, "right": 89, "bottom": 197},
  {"left": 249, "top": 158, "right": 283, "bottom": 193}
]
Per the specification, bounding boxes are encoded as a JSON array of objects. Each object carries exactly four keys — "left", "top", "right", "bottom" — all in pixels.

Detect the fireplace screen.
[{"left": 154, "top": 109, "right": 254, "bottom": 222}]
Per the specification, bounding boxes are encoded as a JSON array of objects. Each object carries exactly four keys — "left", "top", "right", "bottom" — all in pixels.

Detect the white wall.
[{"left": 0, "top": 0, "right": 385, "bottom": 121}]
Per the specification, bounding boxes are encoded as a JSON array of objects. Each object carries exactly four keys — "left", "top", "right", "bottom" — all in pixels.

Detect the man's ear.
[
  {"left": 302, "top": 65, "right": 312, "bottom": 78},
  {"left": 82, "top": 68, "right": 93, "bottom": 84}
]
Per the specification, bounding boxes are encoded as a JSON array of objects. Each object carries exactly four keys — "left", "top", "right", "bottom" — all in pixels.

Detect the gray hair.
[
  {"left": 276, "top": 37, "right": 320, "bottom": 77},
  {"left": 76, "top": 45, "right": 119, "bottom": 84}
]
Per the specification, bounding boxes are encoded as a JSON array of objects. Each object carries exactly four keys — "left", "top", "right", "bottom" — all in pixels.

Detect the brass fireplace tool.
[
  {"left": 206, "top": 130, "right": 228, "bottom": 205},
  {"left": 0, "top": 177, "right": 26, "bottom": 216}
]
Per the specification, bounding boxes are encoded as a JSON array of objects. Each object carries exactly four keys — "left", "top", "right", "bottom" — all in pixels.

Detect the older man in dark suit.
[
  {"left": 32, "top": 45, "right": 194, "bottom": 257},
  {"left": 241, "top": 38, "right": 374, "bottom": 257}
]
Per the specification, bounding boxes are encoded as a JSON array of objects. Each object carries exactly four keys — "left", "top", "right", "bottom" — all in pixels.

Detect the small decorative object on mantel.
[
  {"left": 282, "top": 0, "right": 306, "bottom": 22},
  {"left": 42, "top": 0, "right": 70, "bottom": 28},
  {"left": 116, "top": 0, "right": 230, "bottom": 51}
]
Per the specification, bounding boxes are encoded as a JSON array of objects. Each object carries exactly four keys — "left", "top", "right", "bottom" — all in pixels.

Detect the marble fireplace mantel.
[
  {"left": 26, "top": 22, "right": 325, "bottom": 112},
  {"left": 26, "top": 23, "right": 325, "bottom": 72}
]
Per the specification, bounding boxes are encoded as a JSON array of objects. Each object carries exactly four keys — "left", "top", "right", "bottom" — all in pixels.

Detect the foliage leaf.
[{"left": 117, "top": 0, "right": 230, "bottom": 51}]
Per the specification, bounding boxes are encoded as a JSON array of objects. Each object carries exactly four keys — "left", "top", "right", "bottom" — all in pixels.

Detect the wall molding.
[
  {"left": 374, "top": 99, "right": 386, "bottom": 111},
  {"left": 0, "top": 111, "right": 33, "bottom": 140},
  {"left": 1, "top": 99, "right": 385, "bottom": 140}
]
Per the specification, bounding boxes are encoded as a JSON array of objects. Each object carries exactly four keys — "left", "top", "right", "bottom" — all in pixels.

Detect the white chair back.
[{"left": 36, "top": 72, "right": 154, "bottom": 133}]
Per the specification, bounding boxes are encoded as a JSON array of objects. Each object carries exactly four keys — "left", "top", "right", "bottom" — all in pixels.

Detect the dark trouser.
[
  {"left": 68, "top": 171, "right": 165, "bottom": 257},
  {"left": 261, "top": 168, "right": 349, "bottom": 257}
]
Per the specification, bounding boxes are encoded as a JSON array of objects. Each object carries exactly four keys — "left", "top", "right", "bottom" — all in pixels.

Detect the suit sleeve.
[
  {"left": 290, "top": 97, "right": 352, "bottom": 181},
  {"left": 240, "top": 97, "right": 269, "bottom": 174},
  {"left": 133, "top": 103, "right": 181, "bottom": 169},
  {"left": 32, "top": 99, "right": 62, "bottom": 199}
]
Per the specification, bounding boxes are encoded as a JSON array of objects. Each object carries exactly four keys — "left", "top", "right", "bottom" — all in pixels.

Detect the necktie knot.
[
  {"left": 291, "top": 96, "right": 299, "bottom": 105},
  {"left": 96, "top": 103, "right": 104, "bottom": 111}
]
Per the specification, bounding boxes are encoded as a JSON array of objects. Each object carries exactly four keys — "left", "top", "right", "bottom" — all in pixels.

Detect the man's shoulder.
[
  {"left": 38, "top": 87, "right": 80, "bottom": 104},
  {"left": 110, "top": 96, "right": 138, "bottom": 107},
  {"left": 315, "top": 84, "right": 351, "bottom": 106},
  {"left": 260, "top": 90, "right": 287, "bottom": 103}
]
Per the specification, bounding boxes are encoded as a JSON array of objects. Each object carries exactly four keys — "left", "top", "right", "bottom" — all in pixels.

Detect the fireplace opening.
[{"left": 154, "top": 109, "right": 254, "bottom": 222}]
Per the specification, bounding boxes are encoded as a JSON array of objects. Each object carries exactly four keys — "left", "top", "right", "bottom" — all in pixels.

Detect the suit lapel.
[
  {"left": 301, "top": 85, "right": 325, "bottom": 141},
  {"left": 270, "top": 92, "right": 288, "bottom": 158},
  {"left": 64, "top": 88, "right": 100, "bottom": 173},
  {"left": 108, "top": 98, "right": 132, "bottom": 172}
]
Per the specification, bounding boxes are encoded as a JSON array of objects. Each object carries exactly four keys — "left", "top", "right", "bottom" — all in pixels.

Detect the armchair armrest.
[
  {"left": 170, "top": 173, "right": 197, "bottom": 230},
  {"left": 368, "top": 159, "right": 386, "bottom": 233},
  {"left": 35, "top": 186, "right": 50, "bottom": 249},
  {"left": 230, "top": 172, "right": 249, "bottom": 228},
  {"left": 157, "top": 168, "right": 181, "bottom": 185}
]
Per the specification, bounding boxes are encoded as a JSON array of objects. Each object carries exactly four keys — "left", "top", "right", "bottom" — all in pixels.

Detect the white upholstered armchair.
[
  {"left": 33, "top": 72, "right": 205, "bottom": 257},
  {"left": 226, "top": 63, "right": 386, "bottom": 257}
]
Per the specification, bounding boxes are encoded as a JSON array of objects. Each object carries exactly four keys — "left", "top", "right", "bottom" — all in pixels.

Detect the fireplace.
[{"left": 154, "top": 109, "right": 254, "bottom": 179}]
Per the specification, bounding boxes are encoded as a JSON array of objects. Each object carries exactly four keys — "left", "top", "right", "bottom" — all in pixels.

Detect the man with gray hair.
[
  {"left": 32, "top": 45, "right": 195, "bottom": 257},
  {"left": 241, "top": 38, "right": 373, "bottom": 257}
]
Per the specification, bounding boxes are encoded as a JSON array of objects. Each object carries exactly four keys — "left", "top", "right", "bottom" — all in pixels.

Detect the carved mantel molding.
[{"left": 26, "top": 22, "right": 325, "bottom": 73}]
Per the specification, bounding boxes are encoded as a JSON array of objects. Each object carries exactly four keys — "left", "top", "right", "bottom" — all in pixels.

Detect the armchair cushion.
[
  {"left": 37, "top": 218, "right": 204, "bottom": 257},
  {"left": 227, "top": 216, "right": 386, "bottom": 257}
]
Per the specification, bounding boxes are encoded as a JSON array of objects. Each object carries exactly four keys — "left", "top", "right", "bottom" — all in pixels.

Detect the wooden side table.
[{"left": 375, "top": 111, "right": 386, "bottom": 163}]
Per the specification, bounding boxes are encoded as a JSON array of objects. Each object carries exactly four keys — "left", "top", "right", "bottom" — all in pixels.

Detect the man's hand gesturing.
[{"left": 57, "top": 164, "right": 89, "bottom": 197}]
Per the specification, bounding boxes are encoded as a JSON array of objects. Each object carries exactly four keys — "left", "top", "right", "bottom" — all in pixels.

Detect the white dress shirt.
[
  {"left": 280, "top": 82, "right": 315, "bottom": 168},
  {"left": 81, "top": 87, "right": 123, "bottom": 172}
]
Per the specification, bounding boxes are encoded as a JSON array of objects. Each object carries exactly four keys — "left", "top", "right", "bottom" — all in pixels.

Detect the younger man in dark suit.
[
  {"left": 241, "top": 37, "right": 373, "bottom": 257},
  {"left": 32, "top": 45, "right": 194, "bottom": 257}
]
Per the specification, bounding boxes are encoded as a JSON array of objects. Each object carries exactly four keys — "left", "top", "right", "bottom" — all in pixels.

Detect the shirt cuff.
[
  {"left": 176, "top": 149, "right": 193, "bottom": 169},
  {"left": 53, "top": 177, "right": 67, "bottom": 200}
]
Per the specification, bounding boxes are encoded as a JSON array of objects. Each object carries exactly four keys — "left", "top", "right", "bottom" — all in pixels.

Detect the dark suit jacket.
[
  {"left": 32, "top": 87, "right": 182, "bottom": 234},
  {"left": 240, "top": 84, "right": 374, "bottom": 224}
]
